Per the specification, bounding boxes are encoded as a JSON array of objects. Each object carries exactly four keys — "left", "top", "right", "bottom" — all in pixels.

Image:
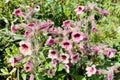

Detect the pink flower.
[
  {"left": 83, "top": 34, "right": 88, "bottom": 41},
  {"left": 60, "top": 53, "right": 69, "bottom": 63},
  {"left": 29, "top": 74, "right": 34, "bottom": 80},
  {"left": 98, "top": 9, "right": 110, "bottom": 15},
  {"left": 63, "top": 64, "right": 70, "bottom": 73},
  {"left": 86, "top": 65, "right": 97, "bottom": 77},
  {"left": 103, "top": 49, "right": 117, "bottom": 58},
  {"left": 24, "top": 31, "right": 30, "bottom": 37},
  {"left": 41, "top": 20, "right": 54, "bottom": 29},
  {"left": 48, "top": 27, "right": 57, "bottom": 34},
  {"left": 62, "top": 20, "right": 71, "bottom": 27},
  {"left": 46, "top": 37, "right": 55, "bottom": 46},
  {"left": 72, "top": 32, "right": 83, "bottom": 43},
  {"left": 19, "top": 41, "right": 32, "bottom": 56},
  {"left": 75, "top": 6, "right": 85, "bottom": 14},
  {"left": 27, "top": 23, "right": 35, "bottom": 29},
  {"left": 91, "top": 21, "right": 97, "bottom": 32},
  {"left": 8, "top": 56, "right": 22, "bottom": 67},
  {"left": 61, "top": 40, "right": 72, "bottom": 50},
  {"left": 13, "top": 8, "right": 22, "bottom": 16},
  {"left": 92, "top": 45, "right": 99, "bottom": 52},
  {"left": 48, "top": 50, "right": 58, "bottom": 59},
  {"left": 46, "top": 69, "right": 55, "bottom": 78},
  {"left": 24, "top": 60, "right": 31, "bottom": 72},
  {"left": 51, "top": 58, "right": 59, "bottom": 67},
  {"left": 71, "top": 53, "right": 79, "bottom": 63},
  {"left": 107, "top": 71, "right": 114, "bottom": 80},
  {"left": 11, "top": 25, "right": 20, "bottom": 33}
]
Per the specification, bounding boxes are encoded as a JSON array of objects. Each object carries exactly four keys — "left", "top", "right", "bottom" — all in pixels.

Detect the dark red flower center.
[
  {"left": 78, "top": 7, "right": 82, "bottom": 11},
  {"left": 62, "top": 55, "right": 67, "bottom": 60},
  {"left": 90, "top": 67, "right": 94, "bottom": 72},
  {"left": 15, "top": 10, "right": 20, "bottom": 14},
  {"left": 74, "top": 33, "right": 80, "bottom": 38},
  {"left": 28, "top": 23, "right": 34, "bottom": 27},
  {"left": 22, "top": 44, "right": 28, "bottom": 49},
  {"left": 73, "top": 55, "right": 78, "bottom": 60},
  {"left": 49, "top": 39, "right": 54, "bottom": 43},
  {"left": 51, "top": 51, "right": 56, "bottom": 55},
  {"left": 63, "top": 42, "right": 70, "bottom": 46},
  {"left": 26, "top": 66, "right": 30, "bottom": 70}
]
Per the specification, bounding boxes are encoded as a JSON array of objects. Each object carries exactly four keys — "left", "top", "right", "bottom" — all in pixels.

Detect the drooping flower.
[
  {"left": 107, "top": 70, "right": 114, "bottom": 80},
  {"left": 61, "top": 40, "right": 72, "bottom": 50},
  {"left": 24, "top": 60, "right": 31, "bottom": 72},
  {"left": 27, "top": 23, "right": 35, "bottom": 29},
  {"left": 83, "top": 34, "right": 88, "bottom": 41},
  {"left": 19, "top": 41, "right": 32, "bottom": 56},
  {"left": 48, "top": 50, "right": 58, "bottom": 59},
  {"left": 60, "top": 53, "right": 69, "bottom": 63},
  {"left": 98, "top": 9, "right": 110, "bottom": 15},
  {"left": 45, "top": 69, "right": 55, "bottom": 78},
  {"left": 29, "top": 74, "right": 34, "bottom": 80},
  {"left": 24, "top": 31, "right": 30, "bottom": 37},
  {"left": 41, "top": 20, "right": 54, "bottom": 29},
  {"left": 75, "top": 6, "right": 85, "bottom": 14},
  {"left": 103, "top": 49, "right": 117, "bottom": 58},
  {"left": 51, "top": 58, "right": 59, "bottom": 67},
  {"left": 46, "top": 37, "right": 55, "bottom": 46},
  {"left": 63, "top": 64, "right": 70, "bottom": 73},
  {"left": 11, "top": 25, "right": 20, "bottom": 33},
  {"left": 13, "top": 8, "right": 22, "bottom": 16},
  {"left": 8, "top": 56, "right": 22, "bottom": 67},
  {"left": 92, "top": 45, "right": 99, "bottom": 53},
  {"left": 86, "top": 65, "right": 97, "bottom": 77},
  {"left": 62, "top": 20, "right": 72, "bottom": 27},
  {"left": 71, "top": 53, "right": 79, "bottom": 63},
  {"left": 91, "top": 21, "right": 97, "bottom": 32},
  {"left": 72, "top": 32, "right": 83, "bottom": 43}
]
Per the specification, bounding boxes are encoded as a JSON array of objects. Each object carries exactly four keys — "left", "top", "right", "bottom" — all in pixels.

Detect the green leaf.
[
  {"left": 10, "top": 68, "right": 16, "bottom": 75},
  {"left": 5, "top": 48, "right": 11, "bottom": 56},
  {"left": 58, "top": 63, "right": 63, "bottom": 71},
  {"left": 1, "top": 68, "right": 9, "bottom": 74},
  {"left": 13, "top": 35, "right": 24, "bottom": 40},
  {"left": 98, "top": 53, "right": 105, "bottom": 60},
  {"left": 74, "top": 75, "right": 86, "bottom": 80},
  {"left": 35, "top": 73, "right": 44, "bottom": 80},
  {"left": 22, "top": 73, "right": 27, "bottom": 80}
]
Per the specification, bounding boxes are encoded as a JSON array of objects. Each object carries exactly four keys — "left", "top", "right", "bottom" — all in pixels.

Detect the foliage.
[{"left": 0, "top": 0, "right": 120, "bottom": 80}]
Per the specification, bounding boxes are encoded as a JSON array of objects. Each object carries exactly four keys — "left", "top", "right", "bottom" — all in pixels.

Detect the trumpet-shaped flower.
[
  {"left": 24, "top": 60, "right": 31, "bottom": 72},
  {"left": 46, "top": 37, "right": 55, "bottom": 46},
  {"left": 51, "top": 58, "right": 59, "bottom": 67},
  {"left": 71, "top": 53, "right": 79, "bottom": 63},
  {"left": 86, "top": 65, "right": 97, "bottom": 77},
  {"left": 60, "top": 53, "right": 69, "bottom": 63},
  {"left": 11, "top": 25, "right": 20, "bottom": 33},
  {"left": 63, "top": 20, "right": 71, "bottom": 27},
  {"left": 8, "top": 56, "right": 22, "bottom": 67},
  {"left": 61, "top": 40, "right": 72, "bottom": 50},
  {"left": 48, "top": 50, "right": 58, "bottom": 59},
  {"left": 72, "top": 32, "right": 83, "bottom": 43},
  {"left": 13, "top": 8, "right": 22, "bottom": 16},
  {"left": 19, "top": 41, "right": 32, "bottom": 56},
  {"left": 75, "top": 6, "right": 85, "bottom": 14}
]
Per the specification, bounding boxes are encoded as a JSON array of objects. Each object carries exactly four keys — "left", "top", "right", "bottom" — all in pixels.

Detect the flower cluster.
[{"left": 8, "top": 3, "right": 119, "bottom": 80}]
